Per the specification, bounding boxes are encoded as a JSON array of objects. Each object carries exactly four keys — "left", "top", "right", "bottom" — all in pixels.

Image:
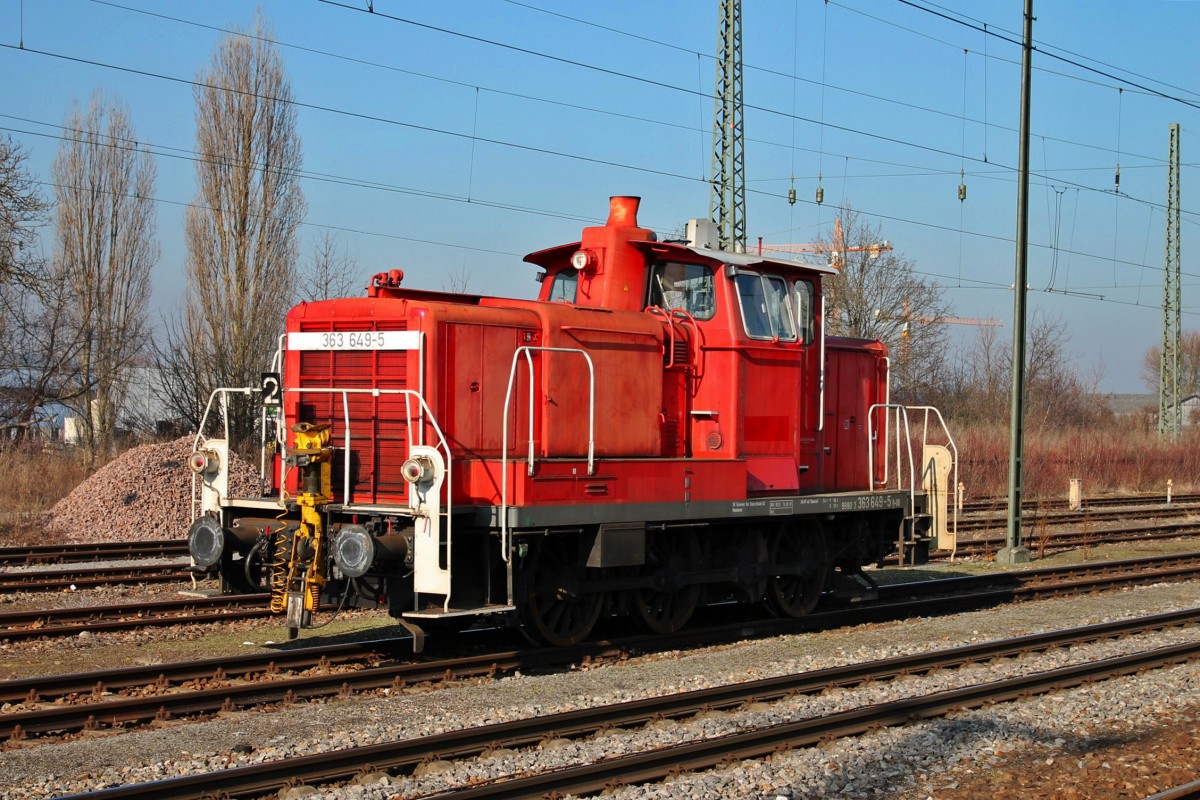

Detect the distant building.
[
  {"left": 61, "top": 366, "right": 173, "bottom": 444},
  {"left": 1167, "top": 394, "right": 1200, "bottom": 428},
  {"left": 1108, "top": 392, "right": 1200, "bottom": 430},
  {"left": 1103, "top": 393, "right": 1156, "bottom": 430}
]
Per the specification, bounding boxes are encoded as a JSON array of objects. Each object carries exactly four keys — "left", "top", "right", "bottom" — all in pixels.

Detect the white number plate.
[{"left": 288, "top": 331, "right": 420, "bottom": 351}]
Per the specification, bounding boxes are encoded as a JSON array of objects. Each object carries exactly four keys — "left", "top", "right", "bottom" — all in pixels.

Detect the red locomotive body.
[{"left": 188, "top": 197, "right": 955, "bottom": 647}]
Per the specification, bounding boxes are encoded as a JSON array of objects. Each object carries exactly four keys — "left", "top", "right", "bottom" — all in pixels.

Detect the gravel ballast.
[
  {"left": 42, "top": 437, "right": 263, "bottom": 543},
  {"left": 2, "top": 578, "right": 1199, "bottom": 799}
]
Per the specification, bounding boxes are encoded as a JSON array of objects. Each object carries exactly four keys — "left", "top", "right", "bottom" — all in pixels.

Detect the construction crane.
[
  {"left": 757, "top": 218, "right": 892, "bottom": 269},
  {"left": 877, "top": 299, "right": 1001, "bottom": 338}
]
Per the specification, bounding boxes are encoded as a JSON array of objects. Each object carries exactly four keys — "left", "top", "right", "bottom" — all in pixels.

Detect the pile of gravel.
[{"left": 43, "top": 437, "right": 263, "bottom": 543}]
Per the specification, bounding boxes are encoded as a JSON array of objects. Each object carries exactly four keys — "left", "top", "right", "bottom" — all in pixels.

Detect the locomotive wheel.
[
  {"left": 767, "top": 522, "right": 828, "bottom": 618},
  {"left": 734, "top": 526, "right": 769, "bottom": 602},
  {"left": 631, "top": 529, "right": 701, "bottom": 634},
  {"left": 516, "top": 535, "right": 604, "bottom": 647}
]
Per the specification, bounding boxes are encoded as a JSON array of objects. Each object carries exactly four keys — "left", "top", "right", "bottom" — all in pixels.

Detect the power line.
[
  {"left": 895, "top": 0, "right": 1200, "bottom": 112},
  {"left": 5, "top": 9, "right": 1190, "bottom": 304},
  {"left": 7, "top": 111, "right": 1193, "bottom": 289},
  {"left": 75, "top": 1, "right": 1178, "bottom": 182}
]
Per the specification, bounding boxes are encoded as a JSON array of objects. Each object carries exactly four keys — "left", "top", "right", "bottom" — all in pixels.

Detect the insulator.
[
  {"left": 787, "top": 187, "right": 796, "bottom": 205},
  {"left": 958, "top": 183, "right": 967, "bottom": 202},
  {"left": 815, "top": 185, "right": 824, "bottom": 205}
]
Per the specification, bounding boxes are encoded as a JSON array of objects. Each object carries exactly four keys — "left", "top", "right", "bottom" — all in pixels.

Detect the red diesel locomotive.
[{"left": 187, "top": 196, "right": 956, "bottom": 647}]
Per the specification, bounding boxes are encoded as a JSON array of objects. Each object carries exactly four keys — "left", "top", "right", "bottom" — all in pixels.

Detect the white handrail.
[
  {"left": 191, "top": 385, "right": 255, "bottom": 522},
  {"left": 867, "top": 402, "right": 960, "bottom": 547},
  {"left": 499, "top": 346, "right": 596, "bottom": 563},
  {"left": 867, "top": 404, "right": 917, "bottom": 513}
]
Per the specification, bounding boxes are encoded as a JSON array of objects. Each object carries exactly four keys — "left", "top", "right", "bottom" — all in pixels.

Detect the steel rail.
[
  {"left": 433, "top": 640, "right": 1200, "bottom": 800},
  {"left": 946, "top": 522, "right": 1200, "bottom": 557},
  {"left": 960, "top": 491, "right": 1200, "bottom": 515},
  {"left": 0, "top": 540, "right": 188, "bottom": 566},
  {"left": 53, "top": 614, "right": 1200, "bottom": 799},
  {"left": 3, "top": 549, "right": 1200, "bottom": 648},
  {"left": 0, "top": 563, "right": 195, "bottom": 593},
  {"left": 1147, "top": 779, "right": 1200, "bottom": 800},
  {"left": 8, "top": 552, "right": 1200, "bottom": 742},
  {"left": 956, "top": 505, "right": 1200, "bottom": 533},
  {"left": 0, "top": 594, "right": 272, "bottom": 642}
]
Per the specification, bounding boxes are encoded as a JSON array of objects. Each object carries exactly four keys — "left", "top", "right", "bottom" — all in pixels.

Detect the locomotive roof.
[{"left": 524, "top": 239, "right": 836, "bottom": 276}]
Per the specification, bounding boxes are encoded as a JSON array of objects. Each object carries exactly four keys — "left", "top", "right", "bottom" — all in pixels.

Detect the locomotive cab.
[{"left": 188, "top": 195, "right": 957, "bottom": 648}]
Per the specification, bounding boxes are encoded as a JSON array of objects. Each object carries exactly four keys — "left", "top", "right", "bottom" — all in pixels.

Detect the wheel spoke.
[
  {"left": 768, "top": 522, "right": 828, "bottom": 618},
  {"left": 516, "top": 535, "right": 603, "bottom": 646},
  {"left": 631, "top": 529, "right": 700, "bottom": 634}
]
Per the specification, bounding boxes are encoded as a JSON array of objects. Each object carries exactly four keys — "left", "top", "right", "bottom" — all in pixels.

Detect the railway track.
[
  {"left": 942, "top": 517, "right": 1200, "bottom": 559},
  {"left": 0, "top": 540, "right": 188, "bottom": 566},
  {"left": 49, "top": 604, "right": 1200, "bottom": 799},
  {"left": 0, "top": 562, "right": 198, "bottom": 594},
  {"left": 959, "top": 490, "right": 1200, "bottom": 515},
  {"left": 2, "top": 493, "right": 1198, "bottom": 596},
  {"left": 955, "top": 501, "right": 1200, "bottom": 534},
  {"left": 6, "top": 509, "right": 1184, "bottom": 595},
  {"left": 6, "top": 550, "right": 1200, "bottom": 742},
  {"left": 0, "top": 593, "right": 272, "bottom": 642}
]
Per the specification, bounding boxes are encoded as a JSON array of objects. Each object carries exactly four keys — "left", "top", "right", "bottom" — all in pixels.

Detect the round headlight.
[
  {"left": 188, "top": 516, "right": 225, "bottom": 567},
  {"left": 400, "top": 456, "right": 434, "bottom": 484},
  {"left": 188, "top": 449, "right": 220, "bottom": 475},
  {"left": 570, "top": 249, "right": 595, "bottom": 271},
  {"left": 333, "top": 525, "right": 374, "bottom": 578}
]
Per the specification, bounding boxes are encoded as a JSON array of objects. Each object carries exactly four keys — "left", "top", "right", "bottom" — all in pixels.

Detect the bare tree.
[
  {"left": 297, "top": 230, "right": 357, "bottom": 302},
  {"left": 1141, "top": 331, "right": 1200, "bottom": 397},
  {"left": 52, "top": 92, "right": 158, "bottom": 463},
  {"left": 179, "top": 12, "right": 305, "bottom": 448},
  {"left": 0, "top": 260, "right": 89, "bottom": 445},
  {"left": 442, "top": 261, "right": 471, "bottom": 294},
  {"left": 938, "top": 311, "right": 1103, "bottom": 429},
  {"left": 0, "top": 135, "right": 45, "bottom": 285},
  {"left": 821, "top": 208, "right": 951, "bottom": 403}
]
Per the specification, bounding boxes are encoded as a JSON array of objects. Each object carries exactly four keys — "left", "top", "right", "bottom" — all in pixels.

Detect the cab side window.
[
  {"left": 648, "top": 262, "right": 715, "bottom": 320},
  {"left": 793, "top": 279, "right": 815, "bottom": 345},
  {"left": 735, "top": 272, "right": 797, "bottom": 341},
  {"left": 548, "top": 270, "right": 578, "bottom": 303}
]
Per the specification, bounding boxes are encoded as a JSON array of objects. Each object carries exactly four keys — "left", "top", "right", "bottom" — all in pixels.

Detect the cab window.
[
  {"left": 793, "top": 279, "right": 815, "bottom": 345},
  {"left": 647, "top": 261, "right": 715, "bottom": 320},
  {"left": 735, "top": 272, "right": 797, "bottom": 341},
  {"left": 548, "top": 270, "right": 578, "bottom": 303}
]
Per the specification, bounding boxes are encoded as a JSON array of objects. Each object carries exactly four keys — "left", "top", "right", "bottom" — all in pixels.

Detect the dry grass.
[
  {"left": 0, "top": 445, "right": 95, "bottom": 546},
  {"left": 954, "top": 423, "right": 1200, "bottom": 501}
]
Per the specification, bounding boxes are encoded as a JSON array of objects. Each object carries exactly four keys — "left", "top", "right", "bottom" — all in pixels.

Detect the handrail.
[
  {"left": 282, "top": 387, "right": 455, "bottom": 609},
  {"left": 643, "top": 306, "right": 677, "bottom": 368},
  {"left": 867, "top": 403, "right": 960, "bottom": 551},
  {"left": 867, "top": 404, "right": 917, "bottom": 513},
  {"left": 191, "top": 386, "right": 255, "bottom": 521},
  {"left": 280, "top": 386, "right": 452, "bottom": 512},
  {"left": 258, "top": 336, "right": 286, "bottom": 491},
  {"left": 818, "top": 296, "right": 827, "bottom": 432},
  {"left": 500, "top": 346, "right": 595, "bottom": 563}
]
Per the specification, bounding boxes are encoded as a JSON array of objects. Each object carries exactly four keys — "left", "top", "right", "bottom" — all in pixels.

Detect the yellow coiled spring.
[{"left": 269, "top": 530, "right": 294, "bottom": 614}]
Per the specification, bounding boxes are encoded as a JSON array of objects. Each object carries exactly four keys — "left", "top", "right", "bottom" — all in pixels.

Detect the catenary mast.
[{"left": 710, "top": 0, "right": 746, "bottom": 253}]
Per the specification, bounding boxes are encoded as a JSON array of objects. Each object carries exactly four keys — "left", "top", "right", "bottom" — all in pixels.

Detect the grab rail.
[
  {"left": 499, "top": 346, "right": 595, "bottom": 562},
  {"left": 867, "top": 403, "right": 959, "bottom": 549}
]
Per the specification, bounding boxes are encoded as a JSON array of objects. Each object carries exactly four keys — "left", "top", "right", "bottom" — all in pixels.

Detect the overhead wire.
[
  {"left": 80, "top": 0, "right": 1174, "bottom": 173},
  {"left": 9, "top": 0, "right": 1196, "bottom": 309}
]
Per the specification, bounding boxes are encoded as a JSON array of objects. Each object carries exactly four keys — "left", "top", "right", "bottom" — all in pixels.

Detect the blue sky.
[{"left": 2, "top": 0, "right": 1198, "bottom": 393}]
